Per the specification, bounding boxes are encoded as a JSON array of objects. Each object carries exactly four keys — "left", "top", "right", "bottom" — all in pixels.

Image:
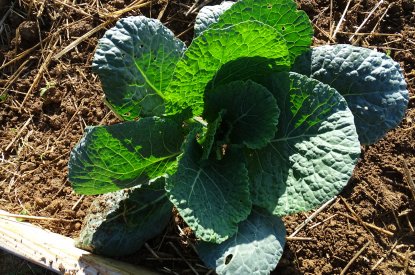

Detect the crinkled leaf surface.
[
  {"left": 198, "top": 209, "right": 286, "bottom": 275},
  {"left": 165, "top": 20, "right": 290, "bottom": 116},
  {"left": 69, "top": 117, "right": 184, "bottom": 195},
  {"left": 166, "top": 136, "right": 251, "bottom": 243},
  {"left": 194, "top": 1, "right": 235, "bottom": 36},
  {"left": 204, "top": 80, "right": 280, "bottom": 149},
  {"left": 93, "top": 16, "right": 186, "bottom": 120},
  {"left": 214, "top": 0, "right": 313, "bottom": 62},
  {"left": 76, "top": 179, "right": 172, "bottom": 257},
  {"left": 248, "top": 72, "right": 360, "bottom": 215},
  {"left": 292, "top": 44, "right": 409, "bottom": 144}
]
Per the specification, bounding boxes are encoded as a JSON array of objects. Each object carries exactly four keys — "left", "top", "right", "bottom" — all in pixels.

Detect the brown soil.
[{"left": 1, "top": 0, "right": 414, "bottom": 274}]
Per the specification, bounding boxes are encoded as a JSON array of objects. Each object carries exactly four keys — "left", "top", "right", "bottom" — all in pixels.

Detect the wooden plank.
[{"left": 0, "top": 211, "right": 158, "bottom": 274}]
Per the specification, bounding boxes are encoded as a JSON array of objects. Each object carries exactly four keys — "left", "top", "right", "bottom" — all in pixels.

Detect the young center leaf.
[
  {"left": 292, "top": 44, "right": 409, "bottom": 144},
  {"left": 166, "top": 136, "right": 251, "bottom": 243},
  {"left": 76, "top": 178, "right": 172, "bottom": 257},
  {"left": 69, "top": 117, "right": 184, "bottom": 195},
  {"left": 197, "top": 209, "right": 286, "bottom": 275},
  {"left": 165, "top": 20, "right": 290, "bottom": 116},
  {"left": 248, "top": 72, "right": 361, "bottom": 216},
  {"left": 93, "top": 16, "right": 186, "bottom": 120},
  {"left": 213, "top": 0, "right": 313, "bottom": 63},
  {"left": 203, "top": 80, "right": 280, "bottom": 149}
]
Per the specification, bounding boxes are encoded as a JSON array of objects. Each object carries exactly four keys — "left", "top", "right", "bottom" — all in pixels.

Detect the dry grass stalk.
[
  {"left": 371, "top": 239, "right": 399, "bottom": 271},
  {"left": 53, "top": 0, "right": 153, "bottom": 60},
  {"left": 286, "top": 236, "right": 316, "bottom": 241},
  {"left": 20, "top": 38, "right": 58, "bottom": 108},
  {"left": 349, "top": 0, "right": 385, "bottom": 42},
  {"left": 338, "top": 212, "right": 394, "bottom": 236},
  {"left": 289, "top": 196, "right": 337, "bottom": 237},
  {"left": 4, "top": 116, "right": 32, "bottom": 151},
  {"left": 0, "top": 211, "right": 79, "bottom": 223},
  {"left": 332, "top": 0, "right": 352, "bottom": 40},
  {"left": 340, "top": 241, "right": 371, "bottom": 275},
  {"left": 340, "top": 196, "right": 374, "bottom": 235},
  {"left": 402, "top": 159, "right": 415, "bottom": 201},
  {"left": 168, "top": 242, "right": 199, "bottom": 275},
  {"left": 309, "top": 213, "right": 337, "bottom": 229}
]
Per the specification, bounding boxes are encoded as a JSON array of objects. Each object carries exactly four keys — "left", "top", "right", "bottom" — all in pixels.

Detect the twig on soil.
[
  {"left": 329, "top": 0, "right": 333, "bottom": 39},
  {"left": 0, "top": 2, "right": 14, "bottom": 37},
  {"left": 371, "top": 239, "right": 400, "bottom": 271},
  {"left": 4, "top": 116, "right": 32, "bottom": 152},
  {"left": 20, "top": 39, "right": 58, "bottom": 108},
  {"left": 0, "top": 211, "right": 79, "bottom": 223},
  {"left": 337, "top": 31, "right": 402, "bottom": 37},
  {"left": 177, "top": 25, "right": 194, "bottom": 38},
  {"left": 338, "top": 212, "right": 394, "bottom": 236},
  {"left": 286, "top": 236, "right": 316, "bottom": 241},
  {"left": 313, "top": 23, "right": 336, "bottom": 44},
  {"left": 309, "top": 213, "right": 338, "bottom": 229},
  {"left": 53, "top": 20, "right": 114, "bottom": 60},
  {"left": 186, "top": 0, "right": 201, "bottom": 16},
  {"left": 332, "top": 0, "right": 352, "bottom": 40},
  {"left": 1, "top": 59, "right": 31, "bottom": 93},
  {"left": 145, "top": 243, "right": 161, "bottom": 260},
  {"left": 51, "top": 0, "right": 92, "bottom": 17},
  {"left": 157, "top": 0, "right": 169, "bottom": 20},
  {"left": 402, "top": 159, "right": 415, "bottom": 201},
  {"left": 349, "top": 0, "right": 385, "bottom": 43},
  {"left": 354, "top": 3, "right": 393, "bottom": 45},
  {"left": 168, "top": 242, "right": 199, "bottom": 275},
  {"left": 340, "top": 241, "right": 371, "bottom": 275},
  {"left": 289, "top": 196, "right": 338, "bottom": 237},
  {"left": 54, "top": 99, "right": 84, "bottom": 146},
  {"left": 53, "top": 0, "right": 153, "bottom": 60},
  {"left": 186, "top": 0, "right": 214, "bottom": 16},
  {"left": 71, "top": 195, "right": 85, "bottom": 211},
  {"left": 340, "top": 196, "right": 374, "bottom": 235}
]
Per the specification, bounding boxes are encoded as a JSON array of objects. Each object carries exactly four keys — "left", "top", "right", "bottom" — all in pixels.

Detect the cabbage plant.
[{"left": 68, "top": 0, "right": 408, "bottom": 274}]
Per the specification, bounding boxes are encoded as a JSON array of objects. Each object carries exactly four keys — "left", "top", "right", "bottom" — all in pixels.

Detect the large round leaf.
[
  {"left": 248, "top": 72, "right": 361, "bottom": 215},
  {"left": 213, "top": 0, "right": 313, "bottom": 63},
  {"left": 93, "top": 16, "right": 186, "bottom": 120},
  {"left": 165, "top": 20, "right": 290, "bottom": 116},
  {"left": 166, "top": 135, "right": 251, "bottom": 243},
  {"left": 198, "top": 209, "right": 286, "bottom": 275},
  {"left": 293, "top": 44, "right": 409, "bottom": 144},
  {"left": 69, "top": 117, "right": 184, "bottom": 195}
]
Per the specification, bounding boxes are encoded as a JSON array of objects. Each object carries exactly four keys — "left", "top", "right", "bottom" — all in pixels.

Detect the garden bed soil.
[{"left": 1, "top": 0, "right": 414, "bottom": 274}]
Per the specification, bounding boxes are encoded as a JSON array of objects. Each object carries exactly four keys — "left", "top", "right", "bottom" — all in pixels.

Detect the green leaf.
[
  {"left": 206, "top": 56, "right": 285, "bottom": 91},
  {"left": 214, "top": 0, "right": 313, "bottom": 63},
  {"left": 204, "top": 80, "right": 280, "bottom": 149},
  {"left": 200, "top": 109, "right": 226, "bottom": 160},
  {"left": 165, "top": 20, "right": 290, "bottom": 116},
  {"left": 166, "top": 136, "right": 251, "bottom": 243},
  {"left": 248, "top": 72, "right": 361, "bottom": 215},
  {"left": 93, "top": 16, "right": 186, "bottom": 120},
  {"left": 198, "top": 209, "right": 286, "bottom": 275},
  {"left": 194, "top": 1, "right": 235, "bottom": 36},
  {"left": 69, "top": 117, "right": 184, "bottom": 195},
  {"left": 76, "top": 179, "right": 172, "bottom": 257},
  {"left": 292, "top": 44, "right": 409, "bottom": 144}
]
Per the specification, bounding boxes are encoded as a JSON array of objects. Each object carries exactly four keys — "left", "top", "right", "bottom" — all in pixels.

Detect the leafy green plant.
[{"left": 68, "top": 0, "right": 408, "bottom": 273}]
